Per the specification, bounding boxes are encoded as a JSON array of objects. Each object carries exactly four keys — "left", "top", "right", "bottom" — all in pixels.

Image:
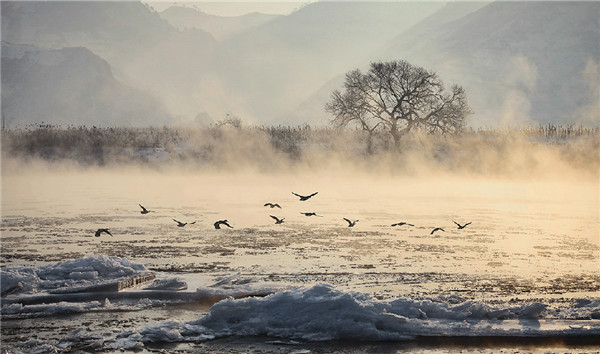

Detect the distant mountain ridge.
[
  {"left": 1, "top": 42, "right": 167, "bottom": 126},
  {"left": 379, "top": 1, "right": 600, "bottom": 126},
  {"left": 1, "top": 1, "right": 219, "bottom": 123},
  {"left": 289, "top": 1, "right": 490, "bottom": 126},
  {"left": 159, "top": 6, "right": 282, "bottom": 40},
  {"left": 1, "top": 1, "right": 178, "bottom": 65},
  {"left": 1, "top": 1, "right": 598, "bottom": 128},
  {"left": 215, "top": 1, "right": 446, "bottom": 123},
  {"left": 297, "top": 1, "right": 600, "bottom": 127}
]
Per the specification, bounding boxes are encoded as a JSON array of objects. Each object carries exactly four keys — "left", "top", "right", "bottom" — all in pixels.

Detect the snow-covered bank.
[
  {"left": 137, "top": 284, "right": 600, "bottom": 343},
  {"left": 23, "top": 283, "right": 595, "bottom": 352}
]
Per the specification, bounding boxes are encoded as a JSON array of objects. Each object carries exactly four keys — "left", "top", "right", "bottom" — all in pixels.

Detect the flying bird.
[
  {"left": 173, "top": 219, "right": 196, "bottom": 227},
  {"left": 264, "top": 203, "right": 282, "bottom": 209},
  {"left": 139, "top": 204, "right": 152, "bottom": 214},
  {"left": 292, "top": 192, "right": 318, "bottom": 201},
  {"left": 95, "top": 228, "right": 113, "bottom": 237},
  {"left": 453, "top": 221, "right": 472, "bottom": 229},
  {"left": 391, "top": 222, "right": 414, "bottom": 227},
  {"left": 270, "top": 215, "right": 285, "bottom": 224},
  {"left": 343, "top": 218, "right": 358, "bottom": 227},
  {"left": 300, "top": 212, "right": 322, "bottom": 217},
  {"left": 214, "top": 220, "right": 233, "bottom": 229},
  {"left": 430, "top": 227, "right": 445, "bottom": 235}
]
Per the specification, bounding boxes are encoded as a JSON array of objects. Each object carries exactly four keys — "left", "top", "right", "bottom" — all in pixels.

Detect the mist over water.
[
  {"left": 2, "top": 124, "right": 599, "bottom": 177},
  {"left": 3, "top": 159, "right": 598, "bottom": 277},
  {"left": 2, "top": 124, "right": 598, "bottom": 261},
  {"left": 2, "top": 124, "right": 598, "bottom": 271}
]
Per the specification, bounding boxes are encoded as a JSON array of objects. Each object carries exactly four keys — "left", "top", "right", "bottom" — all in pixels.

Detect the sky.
[{"left": 143, "top": 1, "right": 312, "bottom": 16}]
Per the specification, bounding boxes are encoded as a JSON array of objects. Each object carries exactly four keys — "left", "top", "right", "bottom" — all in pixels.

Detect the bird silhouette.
[
  {"left": 270, "top": 215, "right": 285, "bottom": 224},
  {"left": 343, "top": 218, "right": 358, "bottom": 227},
  {"left": 264, "top": 203, "right": 282, "bottom": 209},
  {"left": 300, "top": 212, "right": 322, "bottom": 217},
  {"left": 214, "top": 220, "right": 233, "bottom": 229},
  {"left": 391, "top": 222, "right": 414, "bottom": 227},
  {"left": 95, "top": 228, "right": 113, "bottom": 237},
  {"left": 292, "top": 192, "right": 318, "bottom": 201},
  {"left": 173, "top": 219, "right": 196, "bottom": 227},
  {"left": 139, "top": 204, "right": 152, "bottom": 214},
  {"left": 453, "top": 221, "right": 472, "bottom": 229},
  {"left": 430, "top": 227, "right": 445, "bottom": 235}
]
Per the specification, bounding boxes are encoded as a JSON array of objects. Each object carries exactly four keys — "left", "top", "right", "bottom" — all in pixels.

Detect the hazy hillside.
[
  {"left": 297, "top": 1, "right": 599, "bottom": 128},
  {"left": 1, "top": 42, "right": 168, "bottom": 126},
  {"left": 1, "top": 1, "right": 219, "bottom": 122},
  {"left": 159, "top": 6, "right": 281, "bottom": 40},
  {"left": 0, "top": 1, "right": 175, "bottom": 66},
  {"left": 1, "top": 1, "right": 597, "bottom": 128},
  {"left": 378, "top": 1, "right": 600, "bottom": 126},
  {"left": 215, "top": 1, "right": 446, "bottom": 124},
  {"left": 291, "top": 1, "right": 489, "bottom": 126}
]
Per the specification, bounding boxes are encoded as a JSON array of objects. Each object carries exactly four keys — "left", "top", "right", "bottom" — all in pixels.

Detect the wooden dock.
[
  {"left": 117, "top": 273, "right": 157, "bottom": 291},
  {"left": 1, "top": 273, "right": 158, "bottom": 306},
  {"left": 47, "top": 272, "right": 156, "bottom": 294}
]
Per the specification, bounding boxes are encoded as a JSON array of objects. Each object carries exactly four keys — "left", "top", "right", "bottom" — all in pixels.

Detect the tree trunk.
[
  {"left": 366, "top": 132, "right": 374, "bottom": 155},
  {"left": 390, "top": 120, "right": 401, "bottom": 152},
  {"left": 389, "top": 121, "right": 412, "bottom": 152}
]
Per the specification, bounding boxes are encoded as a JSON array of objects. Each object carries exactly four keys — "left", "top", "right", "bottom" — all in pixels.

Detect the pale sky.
[{"left": 144, "top": 1, "right": 312, "bottom": 16}]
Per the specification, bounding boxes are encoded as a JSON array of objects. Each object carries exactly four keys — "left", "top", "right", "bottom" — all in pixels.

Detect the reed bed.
[{"left": 2, "top": 123, "right": 598, "bottom": 177}]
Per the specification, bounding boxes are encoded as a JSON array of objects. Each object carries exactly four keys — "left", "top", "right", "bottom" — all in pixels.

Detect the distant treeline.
[{"left": 1, "top": 123, "right": 598, "bottom": 176}]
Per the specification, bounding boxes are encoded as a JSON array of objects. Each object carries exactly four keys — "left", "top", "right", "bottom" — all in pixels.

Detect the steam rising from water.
[
  {"left": 576, "top": 59, "right": 600, "bottom": 126},
  {"left": 1, "top": 125, "right": 598, "bottom": 180},
  {"left": 2, "top": 126, "right": 598, "bottom": 268},
  {"left": 2, "top": 125, "right": 598, "bottom": 254}
]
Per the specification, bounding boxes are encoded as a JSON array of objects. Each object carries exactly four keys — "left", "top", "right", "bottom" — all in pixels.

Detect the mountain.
[
  {"left": 291, "top": 1, "right": 489, "bottom": 126},
  {"left": 377, "top": 1, "right": 600, "bottom": 126},
  {"left": 296, "top": 1, "right": 599, "bottom": 128},
  {"left": 159, "top": 6, "right": 281, "bottom": 40},
  {"left": 1, "top": 42, "right": 168, "bottom": 126},
  {"left": 2, "top": 1, "right": 596, "bottom": 128},
  {"left": 215, "top": 1, "right": 446, "bottom": 124},
  {"left": 1, "top": 1, "right": 219, "bottom": 122},
  {"left": 1, "top": 1, "right": 175, "bottom": 66}
]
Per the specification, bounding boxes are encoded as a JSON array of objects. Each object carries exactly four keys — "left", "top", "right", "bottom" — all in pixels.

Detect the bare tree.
[
  {"left": 325, "top": 60, "right": 471, "bottom": 151},
  {"left": 215, "top": 113, "right": 242, "bottom": 128},
  {"left": 326, "top": 82, "right": 382, "bottom": 154}
]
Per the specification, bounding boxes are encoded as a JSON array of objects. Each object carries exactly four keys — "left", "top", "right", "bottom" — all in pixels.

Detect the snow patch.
[
  {"left": 128, "top": 284, "right": 600, "bottom": 343},
  {"left": 145, "top": 277, "right": 188, "bottom": 291},
  {"left": 1, "top": 254, "right": 147, "bottom": 296}
]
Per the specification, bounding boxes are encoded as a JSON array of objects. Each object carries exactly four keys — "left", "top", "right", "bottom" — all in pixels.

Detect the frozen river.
[{"left": 1, "top": 168, "right": 599, "bottom": 352}]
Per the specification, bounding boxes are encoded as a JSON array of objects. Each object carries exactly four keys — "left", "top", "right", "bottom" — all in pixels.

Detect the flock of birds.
[{"left": 94, "top": 192, "right": 471, "bottom": 238}]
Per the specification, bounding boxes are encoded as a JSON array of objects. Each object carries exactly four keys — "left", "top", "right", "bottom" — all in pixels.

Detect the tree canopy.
[{"left": 325, "top": 60, "right": 471, "bottom": 151}]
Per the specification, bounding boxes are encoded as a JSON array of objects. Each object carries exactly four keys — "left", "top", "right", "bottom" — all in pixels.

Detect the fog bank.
[{"left": 1, "top": 125, "right": 598, "bottom": 183}]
